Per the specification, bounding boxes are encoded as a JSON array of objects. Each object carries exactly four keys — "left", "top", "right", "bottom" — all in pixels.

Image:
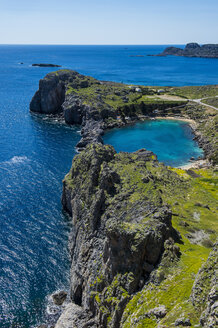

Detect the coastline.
[
  {"left": 155, "top": 115, "right": 196, "bottom": 125},
  {"left": 30, "top": 69, "right": 215, "bottom": 166},
  {"left": 28, "top": 70, "right": 217, "bottom": 328}
]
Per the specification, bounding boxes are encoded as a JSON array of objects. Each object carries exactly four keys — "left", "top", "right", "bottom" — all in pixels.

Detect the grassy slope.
[
  {"left": 121, "top": 167, "right": 217, "bottom": 327},
  {"left": 202, "top": 96, "right": 218, "bottom": 107},
  {"left": 167, "top": 85, "right": 218, "bottom": 99},
  {"left": 65, "top": 76, "right": 187, "bottom": 111}
]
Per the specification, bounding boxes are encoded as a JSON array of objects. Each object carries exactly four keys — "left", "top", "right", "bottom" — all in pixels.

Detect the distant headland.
[{"left": 152, "top": 43, "right": 218, "bottom": 58}]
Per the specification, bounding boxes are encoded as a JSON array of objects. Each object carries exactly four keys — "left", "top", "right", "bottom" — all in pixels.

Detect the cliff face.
[
  {"left": 158, "top": 43, "right": 218, "bottom": 58},
  {"left": 191, "top": 243, "right": 217, "bottom": 327},
  {"left": 58, "top": 143, "right": 218, "bottom": 328},
  {"left": 60, "top": 143, "right": 181, "bottom": 327}
]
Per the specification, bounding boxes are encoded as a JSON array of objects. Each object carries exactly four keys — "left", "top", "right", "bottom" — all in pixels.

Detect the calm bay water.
[
  {"left": 0, "top": 45, "right": 217, "bottom": 327},
  {"left": 104, "top": 119, "right": 203, "bottom": 167}
]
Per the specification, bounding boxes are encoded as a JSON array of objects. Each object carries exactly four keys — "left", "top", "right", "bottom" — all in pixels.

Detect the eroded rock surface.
[
  {"left": 60, "top": 143, "right": 181, "bottom": 327},
  {"left": 191, "top": 243, "right": 218, "bottom": 327}
]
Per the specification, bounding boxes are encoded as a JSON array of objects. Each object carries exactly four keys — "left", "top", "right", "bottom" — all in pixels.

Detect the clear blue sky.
[{"left": 0, "top": 0, "right": 217, "bottom": 44}]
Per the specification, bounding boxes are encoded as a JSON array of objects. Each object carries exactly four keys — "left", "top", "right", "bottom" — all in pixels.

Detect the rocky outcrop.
[
  {"left": 55, "top": 303, "right": 96, "bottom": 328},
  {"left": 60, "top": 143, "right": 181, "bottom": 327},
  {"left": 32, "top": 63, "right": 62, "bottom": 67},
  {"left": 191, "top": 243, "right": 218, "bottom": 327},
  {"left": 156, "top": 43, "right": 218, "bottom": 58},
  {"left": 29, "top": 71, "right": 67, "bottom": 114}
]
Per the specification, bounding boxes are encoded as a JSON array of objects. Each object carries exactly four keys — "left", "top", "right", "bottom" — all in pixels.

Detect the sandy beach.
[{"left": 178, "top": 159, "right": 209, "bottom": 170}]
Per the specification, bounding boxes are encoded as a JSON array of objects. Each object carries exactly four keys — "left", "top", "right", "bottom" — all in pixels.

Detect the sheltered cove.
[
  {"left": 30, "top": 70, "right": 218, "bottom": 328},
  {"left": 30, "top": 69, "right": 217, "bottom": 165}
]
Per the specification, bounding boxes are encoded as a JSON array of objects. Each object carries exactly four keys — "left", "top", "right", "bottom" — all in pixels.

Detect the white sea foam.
[{"left": 3, "top": 156, "right": 30, "bottom": 165}]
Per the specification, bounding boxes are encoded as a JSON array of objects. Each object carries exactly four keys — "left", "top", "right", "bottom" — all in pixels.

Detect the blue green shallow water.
[
  {"left": 0, "top": 45, "right": 213, "bottom": 328},
  {"left": 104, "top": 119, "right": 203, "bottom": 167}
]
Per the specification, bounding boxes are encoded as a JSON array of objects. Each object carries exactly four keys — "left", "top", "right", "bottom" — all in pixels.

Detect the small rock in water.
[
  {"left": 52, "top": 290, "right": 67, "bottom": 305},
  {"left": 32, "top": 63, "right": 62, "bottom": 67}
]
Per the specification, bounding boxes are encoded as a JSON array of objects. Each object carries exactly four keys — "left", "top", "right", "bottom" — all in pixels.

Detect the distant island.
[
  {"left": 153, "top": 43, "right": 218, "bottom": 58},
  {"left": 32, "top": 63, "right": 61, "bottom": 67}
]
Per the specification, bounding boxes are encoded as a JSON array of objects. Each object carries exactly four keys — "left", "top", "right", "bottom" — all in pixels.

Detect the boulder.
[{"left": 52, "top": 291, "right": 67, "bottom": 306}]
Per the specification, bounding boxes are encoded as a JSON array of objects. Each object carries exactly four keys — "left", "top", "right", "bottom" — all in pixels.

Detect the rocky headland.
[
  {"left": 30, "top": 70, "right": 218, "bottom": 327},
  {"left": 155, "top": 43, "right": 218, "bottom": 58},
  {"left": 30, "top": 69, "right": 217, "bottom": 163}
]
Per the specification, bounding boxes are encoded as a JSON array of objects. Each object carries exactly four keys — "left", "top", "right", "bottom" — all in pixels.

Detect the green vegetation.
[
  {"left": 121, "top": 166, "right": 217, "bottom": 327},
  {"left": 168, "top": 85, "right": 218, "bottom": 99},
  {"left": 64, "top": 73, "right": 187, "bottom": 117},
  {"left": 202, "top": 96, "right": 218, "bottom": 108}
]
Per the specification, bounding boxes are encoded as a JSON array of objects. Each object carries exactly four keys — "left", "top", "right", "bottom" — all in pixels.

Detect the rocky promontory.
[
  {"left": 60, "top": 143, "right": 181, "bottom": 327},
  {"left": 29, "top": 69, "right": 186, "bottom": 150},
  {"left": 156, "top": 43, "right": 218, "bottom": 58},
  {"left": 30, "top": 69, "right": 217, "bottom": 163},
  {"left": 30, "top": 70, "right": 218, "bottom": 327},
  {"left": 57, "top": 142, "right": 217, "bottom": 328}
]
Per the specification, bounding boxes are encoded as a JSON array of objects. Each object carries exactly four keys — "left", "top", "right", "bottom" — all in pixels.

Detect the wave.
[{"left": 2, "top": 156, "right": 30, "bottom": 165}]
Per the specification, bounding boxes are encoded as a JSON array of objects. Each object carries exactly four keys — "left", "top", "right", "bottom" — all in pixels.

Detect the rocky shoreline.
[{"left": 30, "top": 70, "right": 218, "bottom": 328}]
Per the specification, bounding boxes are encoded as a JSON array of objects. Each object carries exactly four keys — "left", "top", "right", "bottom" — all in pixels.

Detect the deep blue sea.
[{"left": 0, "top": 45, "right": 217, "bottom": 328}]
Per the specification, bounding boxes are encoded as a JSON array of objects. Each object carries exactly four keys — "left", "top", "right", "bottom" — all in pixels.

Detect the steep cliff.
[
  {"left": 58, "top": 143, "right": 217, "bottom": 328},
  {"left": 60, "top": 143, "right": 181, "bottom": 327}
]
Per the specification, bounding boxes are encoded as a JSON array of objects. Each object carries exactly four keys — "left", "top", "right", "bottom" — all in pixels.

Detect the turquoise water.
[
  {"left": 0, "top": 45, "right": 215, "bottom": 327},
  {"left": 104, "top": 119, "right": 204, "bottom": 167}
]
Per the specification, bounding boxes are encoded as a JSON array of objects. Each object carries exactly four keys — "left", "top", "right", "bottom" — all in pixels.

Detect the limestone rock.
[
  {"left": 52, "top": 291, "right": 68, "bottom": 306},
  {"left": 55, "top": 303, "right": 97, "bottom": 328},
  {"left": 191, "top": 243, "right": 218, "bottom": 327},
  {"left": 62, "top": 143, "right": 178, "bottom": 327},
  {"left": 175, "top": 317, "right": 191, "bottom": 326}
]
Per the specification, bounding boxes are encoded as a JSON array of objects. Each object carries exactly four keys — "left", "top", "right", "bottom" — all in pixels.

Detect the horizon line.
[{"left": 0, "top": 43, "right": 201, "bottom": 46}]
